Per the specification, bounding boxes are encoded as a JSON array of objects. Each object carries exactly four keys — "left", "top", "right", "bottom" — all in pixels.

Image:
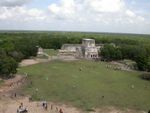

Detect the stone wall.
[{"left": 59, "top": 39, "right": 101, "bottom": 59}]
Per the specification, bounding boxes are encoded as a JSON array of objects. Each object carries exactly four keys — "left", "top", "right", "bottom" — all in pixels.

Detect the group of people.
[
  {"left": 17, "top": 103, "right": 28, "bottom": 113},
  {"left": 17, "top": 101, "right": 64, "bottom": 113},
  {"left": 15, "top": 101, "right": 150, "bottom": 113},
  {"left": 42, "top": 101, "right": 64, "bottom": 113}
]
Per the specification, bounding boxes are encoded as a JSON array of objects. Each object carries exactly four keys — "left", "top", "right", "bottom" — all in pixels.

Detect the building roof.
[
  {"left": 61, "top": 44, "right": 81, "bottom": 49},
  {"left": 83, "top": 38, "right": 95, "bottom": 41}
]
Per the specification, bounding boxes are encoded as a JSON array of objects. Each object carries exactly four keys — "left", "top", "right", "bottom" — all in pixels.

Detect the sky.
[{"left": 0, "top": 0, "right": 150, "bottom": 34}]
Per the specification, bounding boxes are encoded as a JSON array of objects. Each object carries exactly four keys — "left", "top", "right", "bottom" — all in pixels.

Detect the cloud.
[
  {"left": 84, "top": 0, "right": 125, "bottom": 13},
  {"left": 0, "top": 0, "right": 149, "bottom": 34},
  {"left": 48, "top": 0, "right": 145, "bottom": 24},
  {"left": 0, "top": 0, "right": 31, "bottom": 7},
  {"left": 126, "top": 10, "right": 136, "bottom": 17},
  {"left": 48, "top": 0, "right": 78, "bottom": 19},
  {"left": 0, "top": 6, "right": 46, "bottom": 21}
]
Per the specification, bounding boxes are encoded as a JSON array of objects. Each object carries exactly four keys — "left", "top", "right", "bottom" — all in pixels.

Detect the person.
[
  {"left": 59, "top": 108, "right": 63, "bottom": 113},
  {"left": 56, "top": 107, "right": 58, "bottom": 111},
  {"left": 19, "top": 105, "right": 22, "bottom": 109},
  {"left": 45, "top": 103, "right": 47, "bottom": 110},
  {"left": 17, "top": 104, "right": 28, "bottom": 113},
  {"left": 29, "top": 96, "right": 32, "bottom": 102},
  {"left": 42, "top": 101, "right": 48, "bottom": 110},
  {"left": 51, "top": 104, "right": 53, "bottom": 110},
  {"left": 20, "top": 103, "right": 23, "bottom": 108},
  {"left": 14, "top": 93, "right": 17, "bottom": 97}
]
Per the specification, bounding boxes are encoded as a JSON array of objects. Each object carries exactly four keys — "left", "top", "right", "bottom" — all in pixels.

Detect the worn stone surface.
[{"left": 59, "top": 39, "right": 103, "bottom": 59}]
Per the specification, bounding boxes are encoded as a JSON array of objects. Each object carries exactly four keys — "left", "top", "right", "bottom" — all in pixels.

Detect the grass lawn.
[
  {"left": 43, "top": 49, "right": 58, "bottom": 56},
  {"left": 18, "top": 60, "right": 150, "bottom": 111}
]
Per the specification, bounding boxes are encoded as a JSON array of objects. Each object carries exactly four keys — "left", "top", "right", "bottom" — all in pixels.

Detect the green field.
[
  {"left": 43, "top": 49, "right": 58, "bottom": 56},
  {"left": 18, "top": 60, "right": 150, "bottom": 111}
]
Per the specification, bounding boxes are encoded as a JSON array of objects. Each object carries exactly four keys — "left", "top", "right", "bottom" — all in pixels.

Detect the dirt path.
[
  {"left": 0, "top": 96, "right": 81, "bottom": 113},
  {"left": 19, "top": 59, "right": 40, "bottom": 67},
  {"left": 0, "top": 75, "right": 82, "bottom": 113},
  {"left": 0, "top": 96, "right": 147, "bottom": 113},
  {"left": 0, "top": 75, "right": 26, "bottom": 94},
  {"left": 19, "top": 57, "right": 78, "bottom": 67}
]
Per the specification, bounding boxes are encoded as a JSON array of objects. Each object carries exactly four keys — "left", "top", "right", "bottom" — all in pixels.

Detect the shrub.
[{"left": 141, "top": 73, "right": 150, "bottom": 81}]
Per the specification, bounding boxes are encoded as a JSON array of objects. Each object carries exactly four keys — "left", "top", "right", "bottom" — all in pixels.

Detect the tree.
[
  {"left": 0, "top": 48, "right": 6, "bottom": 58},
  {"left": 115, "top": 48, "right": 122, "bottom": 60},
  {"left": 0, "top": 40, "right": 15, "bottom": 53},
  {"left": 8, "top": 51, "right": 24, "bottom": 62},
  {"left": 147, "top": 64, "right": 150, "bottom": 72},
  {"left": 0, "top": 57, "right": 18, "bottom": 78},
  {"left": 135, "top": 54, "right": 148, "bottom": 71},
  {"left": 101, "top": 44, "right": 122, "bottom": 61},
  {"left": 14, "top": 38, "right": 38, "bottom": 58},
  {"left": 147, "top": 57, "right": 150, "bottom": 72}
]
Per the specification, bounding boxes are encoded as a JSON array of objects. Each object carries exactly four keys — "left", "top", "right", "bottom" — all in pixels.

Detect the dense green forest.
[{"left": 0, "top": 31, "right": 150, "bottom": 78}]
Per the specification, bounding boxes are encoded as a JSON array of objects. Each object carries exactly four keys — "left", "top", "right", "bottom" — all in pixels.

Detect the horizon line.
[{"left": 0, "top": 29, "right": 150, "bottom": 35}]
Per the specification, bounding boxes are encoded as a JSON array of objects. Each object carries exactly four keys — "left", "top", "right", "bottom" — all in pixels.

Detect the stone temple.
[{"left": 59, "top": 39, "right": 103, "bottom": 59}]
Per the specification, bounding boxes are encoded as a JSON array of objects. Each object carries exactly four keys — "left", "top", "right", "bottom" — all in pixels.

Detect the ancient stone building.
[
  {"left": 59, "top": 39, "right": 103, "bottom": 59},
  {"left": 37, "top": 47, "right": 44, "bottom": 55}
]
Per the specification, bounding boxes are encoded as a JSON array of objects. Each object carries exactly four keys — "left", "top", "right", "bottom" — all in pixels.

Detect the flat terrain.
[
  {"left": 19, "top": 59, "right": 40, "bottom": 67},
  {"left": 43, "top": 49, "right": 58, "bottom": 56},
  {"left": 18, "top": 60, "right": 150, "bottom": 111},
  {"left": 0, "top": 80, "right": 3, "bottom": 85},
  {"left": 0, "top": 97, "right": 81, "bottom": 113},
  {"left": 0, "top": 96, "right": 147, "bottom": 113}
]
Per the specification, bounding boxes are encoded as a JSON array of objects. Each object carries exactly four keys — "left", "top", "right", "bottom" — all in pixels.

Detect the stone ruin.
[
  {"left": 59, "top": 39, "right": 103, "bottom": 59},
  {"left": 37, "top": 47, "right": 44, "bottom": 55}
]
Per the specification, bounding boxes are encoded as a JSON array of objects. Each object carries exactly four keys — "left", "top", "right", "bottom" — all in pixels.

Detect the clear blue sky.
[{"left": 0, "top": 0, "right": 150, "bottom": 34}]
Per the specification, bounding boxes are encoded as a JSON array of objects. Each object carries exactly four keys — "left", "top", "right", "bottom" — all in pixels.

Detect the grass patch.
[
  {"left": 18, "top": 60, "right": 150, "bottom": 111},
  {"left": 43, "top": 49, "right": 58, "bottom": 56},
  {"left": 36, "top": 55, "right": 49, "bottom": 59}
]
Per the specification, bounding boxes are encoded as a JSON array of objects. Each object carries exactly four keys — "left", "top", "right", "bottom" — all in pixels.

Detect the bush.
[
  {"left": 101, "top": 44, "right": 122, "bottom": 61},
  {"left": 141, "top": 73, "right": 150, "bottom": 81},
  {"left": 0, "top": 56, "right": 18, "bottom": 78}
]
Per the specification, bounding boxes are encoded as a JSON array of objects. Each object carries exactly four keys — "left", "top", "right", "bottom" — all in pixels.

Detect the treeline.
[
  {"left": 0, "top": 32, "right": 150, "bottom": 78},
  {"left": 101, "top": 44, "right": 150, "bottom": 71},
  {"left": 1, "top": 32, "right": 150, "bottom": 47},
  {"left": 0, "top": 38, "right": 38, "bottom": 78}
]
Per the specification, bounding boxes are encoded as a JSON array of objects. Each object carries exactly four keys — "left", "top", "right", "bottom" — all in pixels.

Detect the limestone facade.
[{"left": 59, "top": 39, "right": 103, "bottom": 59}]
